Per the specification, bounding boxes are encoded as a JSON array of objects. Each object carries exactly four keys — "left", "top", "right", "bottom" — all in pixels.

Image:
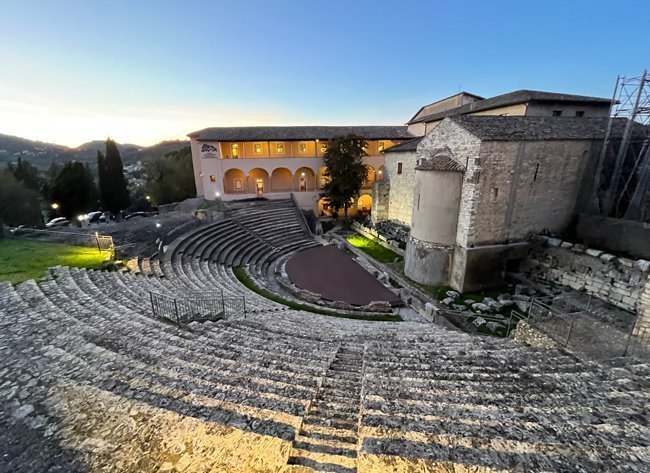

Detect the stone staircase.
[{"left": 287, "top": 343, "right": 365, "bottom": 473}]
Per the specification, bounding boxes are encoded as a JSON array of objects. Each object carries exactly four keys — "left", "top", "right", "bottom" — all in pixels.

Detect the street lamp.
[{"left": 51, "top": 203, "right": 59, "bottom": 210}]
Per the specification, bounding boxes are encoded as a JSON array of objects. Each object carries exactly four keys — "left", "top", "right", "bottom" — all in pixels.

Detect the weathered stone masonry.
[{"left": 522, "top": 237, "right": 650, "bottom": 314}]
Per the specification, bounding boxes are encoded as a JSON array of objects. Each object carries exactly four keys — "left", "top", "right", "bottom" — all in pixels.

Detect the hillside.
[{"left": 0, "top": 133, "right": 189, "bottom": 170}]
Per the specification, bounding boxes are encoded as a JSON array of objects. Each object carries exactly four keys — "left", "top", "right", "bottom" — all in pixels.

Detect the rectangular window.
[
  {"left": 231, "top": 144, "right": 239, "bottom": 158},
  {"left": 234, "top": 178, "right": 243, "bottom": 191},
  {"left": 575, "top": 111, "right": 585, "bottom": 117},
  {"left": 378, "top": 141, "right": 385, "bottom": 152},
  {"left": 209, "top": 175, "right": 216, "bottom": 182},
  {"left": 299, "top": 142, "right": 307, "bottom": 153},
  {"left": 276, "top": 142, "right": 284, "bottom": 153},
  {"left": 397, "top": 163, "right": 403, "bottom": 174},
  {"left": 552, "top": 110, "right": 562, "bottom": 117},
  {"left": 254, "top": 143, "right": 262, "bottom": 154}
]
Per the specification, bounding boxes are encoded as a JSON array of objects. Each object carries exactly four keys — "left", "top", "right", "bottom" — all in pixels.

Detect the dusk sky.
[{"left": 1, "top": 0, "right": 649, "bottom": 147}]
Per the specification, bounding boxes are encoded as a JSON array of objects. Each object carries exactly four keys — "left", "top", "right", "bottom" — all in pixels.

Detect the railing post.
[
  {"left": 150, "top": 291, "right": 154, "bottom": 315},
  {"left": 243, "top": 297, "right": 247, "bottom": 319},
  {"left": 173, "top": 297, "right": 180, "bottom": 325},
  {"left": 565, "top": 316, "right": 576, "bottom": 347}
]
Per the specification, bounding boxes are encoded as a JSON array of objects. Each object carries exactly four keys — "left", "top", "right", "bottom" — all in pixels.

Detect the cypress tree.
[{"left": 98, "top": 138, "right": 131, "bottom": 214}]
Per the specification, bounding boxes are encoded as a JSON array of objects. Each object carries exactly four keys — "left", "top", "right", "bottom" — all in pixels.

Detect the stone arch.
[
  {"left": 358, "top": 194, "right": 372, "bottom": 212},
  {"left": 377, "top": 165, "right": 385, "bottom": 181},
  {"left": 270, "top": 167, "right": 293, "bottom": 192},
  {"left": 294, "top": 167, "right": 315, "bottom": 192},
  {"left": 247, "top": 168, "right": 270, "bottom": 196},
  {"left": 363, "top": 165, "right": 375, "bottom": 188},
  {"left": 223, "top": 168, "right": 246, "bottom": 194},
  {"left": 317, "top": 166, "right": 329, "bottom": 189}
]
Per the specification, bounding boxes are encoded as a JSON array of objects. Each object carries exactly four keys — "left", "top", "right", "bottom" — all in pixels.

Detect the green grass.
[
  {"left": 0, "top": 238, "right": 111, "bottom": 284},
  {"left": 346, "top": 234, "right": 402, "bottom": 263},
  {"left": 232, "top": 266, "right": 402, "bottom": 322}
]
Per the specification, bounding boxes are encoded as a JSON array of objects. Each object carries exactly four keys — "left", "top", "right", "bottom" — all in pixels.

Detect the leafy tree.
[
  {"left": 50, "top": 162, "right": 98, "bottom": 219},
  {"left": 320, "top": 135, "right": 368, "bottom": 219},
  {"left": 0, "top": 170, "right": 43, "bottom": 227},
  {"left": 97, "top": 138, "right": 131, "bottom": 214},
  {"left": 7, "top": 157, "right": 43, "bottom": 192},
  {"left": 145, "top": 146, "right": 196, "bottom": 205}
]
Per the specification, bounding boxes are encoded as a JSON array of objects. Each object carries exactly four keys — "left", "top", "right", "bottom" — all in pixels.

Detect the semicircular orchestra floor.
[{"left": 285, "top": 244, "right": 401, "bottom": 306}]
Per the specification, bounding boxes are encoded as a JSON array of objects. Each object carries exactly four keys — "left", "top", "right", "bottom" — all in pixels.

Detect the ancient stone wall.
[
  {"left": 370, "top": 181, "right": 390, "bottom": 223},
  {"left": 417, "top": 119, "right": 482, "bottom": 247},
  {"left": 383, "top": 149, "right": 418, "bottom": 226},
  {"left": 522, "top": 236, "right": 650, "bottom": 313},
  {"left": 472, "top": 140, "right": 594, "bottom": 246}
]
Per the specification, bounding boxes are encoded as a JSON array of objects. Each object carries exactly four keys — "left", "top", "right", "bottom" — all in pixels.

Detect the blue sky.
[{"left": 0, "top": 0, "right": 648, "bottom": 146}]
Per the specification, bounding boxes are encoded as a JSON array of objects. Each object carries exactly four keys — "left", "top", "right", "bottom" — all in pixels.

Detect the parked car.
[
  {"left": 124, "top": 211, "right": 147, "bottom": 220},
  {"left": 9, "top": 225, "right": 28, "bottom": 235},
  {"left": 45, "top": 217, "right": 70, "bottom": 228},
  {"left": 87, "top": 211, "right": 103, "bottom": 223}
]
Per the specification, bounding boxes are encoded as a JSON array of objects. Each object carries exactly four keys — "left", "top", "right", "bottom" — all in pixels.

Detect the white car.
[{"left": 46, "top": 217, "right": 70, "bottom": 228}]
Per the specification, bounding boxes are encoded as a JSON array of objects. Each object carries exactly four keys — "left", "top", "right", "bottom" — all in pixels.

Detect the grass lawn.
[
  {"left": 232, "top": 266, "right": 402, "bottom": 322},
  {"left": 0, "top": 238, "right": 111, "bottom": 284},
  {"left": 346, "top": 234, "right": 402, "bottom": 263}
]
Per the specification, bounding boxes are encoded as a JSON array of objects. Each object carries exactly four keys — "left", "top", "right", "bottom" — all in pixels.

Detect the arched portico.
[
  {"left": 223, "top": 168, "right": 246, "bottom": 194},
  {"left": 270, "top": 167, "right": 293, "bottom": 192},
  {"left": 294, "top": 167, "right": 315, "bottom": 192},
  {"left": 377, "top": 165, "right": 385, "bottom": 181},
  {"left": 317, "top": 166, "right": 329, "bottom": 189},
  {"left": 247, "top": 168, "right": 270, "bottom": 196},
  {"left": 363, "top": 165, "right": 375, "bottom": 188},
  {"left": 358, "top": 194, "right": 372, "bottom": 212}
]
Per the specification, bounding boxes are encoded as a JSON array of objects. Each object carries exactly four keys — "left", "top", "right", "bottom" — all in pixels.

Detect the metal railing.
[
  {"left": 7, "top": 227, "right": 114, "bottom": 258},
  {"left": 150, "top": 291, "right": 246, "bottom": 325},
  {"left": 527, "top": 297, "right": 649, "bottom": 360}
]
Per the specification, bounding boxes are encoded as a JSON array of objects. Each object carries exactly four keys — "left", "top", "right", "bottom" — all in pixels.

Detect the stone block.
[
  {"left": 572, "top": 244, "right": 587, "bottom": 253},
  {"left": 585, "top": 248, "right": 604, "bottom": 258},
  {"left": 441, "top": 297, "right": 455, "bottom": 306},
  {"left": 365, "top": 300, "right": 392, "bottom": 313},
  {"left": 634, "top": 259, "right": 650, "bottom": 272},
  {"left": 547, "top": 238, "right": 562, "bottom": 247},
  {"left": 472, "top": 316, "right": 487, "bottom": 328},
  {"left": 446, "top": 290, "right": 460, "bottom": 299},
  {"left": 618, "top": 257, "right": 635, "bottom": 268},
  {"left": 560, "top": 242, "right": 574, "bottom": 249},
  {"left": 424, "top": 302, "right": 438, "bottom": 317},
  {"left": 471, "top": 302, "right": 491, "bottom": 313}
]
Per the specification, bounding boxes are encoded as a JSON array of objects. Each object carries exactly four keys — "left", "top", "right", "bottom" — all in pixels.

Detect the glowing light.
[
  {"left": 301, "top": 172, "right": 305, "bottom": 177},
  {"left": 155, "top": 222, "right": 161, "bottom": 228},
  {"left": 215, "top": 191, "right": 221, "bottom": 198},
  {"left": 51, "top": 203, "right": 59, "bottom": 210},
  {"left": 378, "top": 170, "right": 382, "bottom": 174},
  {"left": 77, "top": 215, "right": 85, "bottom": 222},
  {"left": 145, "top": 195, "right": 152, "bottom": 201}
]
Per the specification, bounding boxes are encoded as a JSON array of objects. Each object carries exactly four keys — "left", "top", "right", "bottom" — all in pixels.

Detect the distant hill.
[{"left": 0, "top": 133, "right": 189, "bottom": 171}]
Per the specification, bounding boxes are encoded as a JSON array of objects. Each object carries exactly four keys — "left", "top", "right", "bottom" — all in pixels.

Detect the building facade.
[{"left": 187, "top": 126, "right": 412, "bottom": 213}]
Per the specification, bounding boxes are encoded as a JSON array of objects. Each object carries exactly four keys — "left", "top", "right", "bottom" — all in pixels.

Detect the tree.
[
  {"left": 7, "top": 157, "right": 43, "bottom": 192},
  {"left": 0, "top": 170, "right": 43, "bottom": 227},
  {"left": 145, "top": 146, "right": 196, "bottom": 205},
  {"left": 97, "top": 138, "right": 131, "bottom": 214},
  {"left": 320, "top": 135, "right": 368, "bottom": 219},
  {"left": 50, "top": 162, "right": 98, "bottom": 219}
]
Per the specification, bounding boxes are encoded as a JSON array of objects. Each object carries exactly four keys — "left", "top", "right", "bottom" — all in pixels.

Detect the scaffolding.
[{"left": 592, "top": 70, "right": 650, "bottom": 220}]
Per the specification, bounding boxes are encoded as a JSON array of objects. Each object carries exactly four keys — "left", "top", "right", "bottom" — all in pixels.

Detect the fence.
[
  {"left": 150, "top": 291, "right": 246, "bottom": 325},
  {"left": 7, "top": 227, "right": 114, "bottom": 258},
  {"left": 527, "top": 297, "right": 649, "bottom": 360}
]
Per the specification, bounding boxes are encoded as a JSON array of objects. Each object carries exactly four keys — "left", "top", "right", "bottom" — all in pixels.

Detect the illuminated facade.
[{"left": 188, "top": 126, "right": 412, "bottom": 213}]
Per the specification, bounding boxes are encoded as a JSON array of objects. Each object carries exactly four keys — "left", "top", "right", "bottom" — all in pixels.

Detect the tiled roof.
[
  {"left": 408, "top": 89, "right": 612, "bottom": 124},
  {"left": 383, "top": 137, "right": 423, "bottom": 153},
  {"left": 416, "top": 149, "right": 465, "bottom": 173},
  {"left": 451, "top": 116, "right": 647, "bottom": 141},
  {"left": 188, "top": 126, "right": 414, "bottom": 141}
]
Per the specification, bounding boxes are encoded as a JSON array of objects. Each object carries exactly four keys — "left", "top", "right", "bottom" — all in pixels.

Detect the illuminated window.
[
  {"left": 299, "top": 142, "right": 307, "bottom": 153},
  {"left": 254, "top": 143, "right": 262, "bottom": 154},
  {"left": 209, "top": 175, "right": 216, "bottom": 182},
  {"left": 320, "top": 143, "right": 327, "bottom": 153},
  {"left": 552, "top": 110, "right": 562, "bottom": 117},
  {"left": 276, "top": 142, "right": 284, "bottom": 153},
  {"left": 231, "top": 144, "right": 239, "bottom": 158},
  {"left": 378, "top": 141, "right": 385, "bottom": 152},
  {"left": 397, "top": 163, "right": 403, "bottom": 174},
  {"left": 234, "top": 178, "right": 243, "bottom": 191}
]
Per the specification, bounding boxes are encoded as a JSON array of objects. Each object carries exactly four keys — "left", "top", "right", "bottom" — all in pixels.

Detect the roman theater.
[{"left": 1, "top": 89, "right": 649, "bottom": 473}]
